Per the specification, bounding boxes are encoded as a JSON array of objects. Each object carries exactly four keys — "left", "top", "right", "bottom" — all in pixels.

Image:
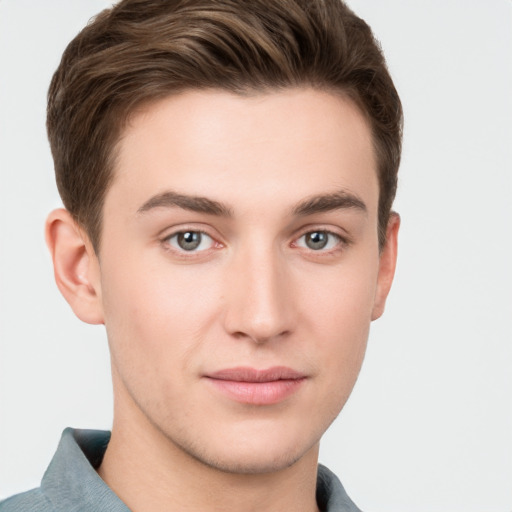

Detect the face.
[{"left": 93, "top": 88, "right": 396, "bottom": 473}]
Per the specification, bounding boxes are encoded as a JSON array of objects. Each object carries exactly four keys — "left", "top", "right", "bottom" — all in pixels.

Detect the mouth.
[{"left": 203, "top": 366, "right": 307, "bottom": 405}]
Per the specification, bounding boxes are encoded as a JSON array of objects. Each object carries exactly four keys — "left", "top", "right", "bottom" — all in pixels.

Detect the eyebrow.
[
  {"left": 137, "top": 191, "right": 233, "bottom": 217},
  {"left": 292, "top": 190, "right": 367, "bottom": 216},
  {"left": 137, "top": 188, "right": 366, "bottom": 218}
]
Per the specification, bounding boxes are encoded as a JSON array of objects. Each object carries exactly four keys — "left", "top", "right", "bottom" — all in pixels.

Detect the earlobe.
[
  {"left": 45, "top": 209, "right": 104, "bottom": 325},
  {"left": 371, "top": 212, "right": 400, "bottom": 321}
]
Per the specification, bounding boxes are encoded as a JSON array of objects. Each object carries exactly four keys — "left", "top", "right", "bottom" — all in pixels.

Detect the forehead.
[{"left": 109, "top": 88, "right": 378, "bottom": 218}]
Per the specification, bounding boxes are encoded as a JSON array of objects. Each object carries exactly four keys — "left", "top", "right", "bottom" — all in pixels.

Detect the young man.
[{"left": 0, "top": 0, "right": 402, "bottom": 511}]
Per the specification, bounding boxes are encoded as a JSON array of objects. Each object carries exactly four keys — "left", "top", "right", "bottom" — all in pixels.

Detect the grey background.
[{"left": 1, "top": 1, "right": 511, "bottom": 510}]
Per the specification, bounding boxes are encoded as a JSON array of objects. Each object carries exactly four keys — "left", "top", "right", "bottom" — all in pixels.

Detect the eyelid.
[{"left": 159, "top": 222, "right": 221, "bottom": 241}]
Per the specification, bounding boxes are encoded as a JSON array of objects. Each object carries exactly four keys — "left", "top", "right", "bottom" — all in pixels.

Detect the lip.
[{"left": 204, "top": 366, "right": 306, "bottom": 405}]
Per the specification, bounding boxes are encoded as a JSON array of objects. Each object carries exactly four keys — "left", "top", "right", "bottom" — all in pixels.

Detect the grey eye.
[
  {"left": 305, "top": 231, "right": 329, "bottom": 250},
  {"left": 296, "top": 231, "right": 341, "bottom": 251},
  {"left": 177, "top": 231, "right": 201, "bottom": 250},
  {"left": 168, "top": 231, "right": 214, "bottom": 252}
]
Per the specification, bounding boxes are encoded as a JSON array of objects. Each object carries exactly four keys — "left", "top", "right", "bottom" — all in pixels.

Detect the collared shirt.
[{"left": 0, "top": 428, "right": 362, "bottom": 512}]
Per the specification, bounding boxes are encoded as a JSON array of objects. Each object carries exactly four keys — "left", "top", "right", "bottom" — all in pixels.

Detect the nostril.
[{"left": 229, "top": 329, "right": 291, "bottom": 344}]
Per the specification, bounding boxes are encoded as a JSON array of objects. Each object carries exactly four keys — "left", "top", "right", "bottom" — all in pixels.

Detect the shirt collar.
[
  {"left": 316, "top": 464, "right": 362, "bottom": 512},
  {"left": 41, "top": 428, "right": 129, "bottom": 512}
]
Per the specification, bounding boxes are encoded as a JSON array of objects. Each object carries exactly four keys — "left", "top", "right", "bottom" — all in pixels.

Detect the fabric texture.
[{"left": 0, "top": 428, "right": 362, "bottom": 512}]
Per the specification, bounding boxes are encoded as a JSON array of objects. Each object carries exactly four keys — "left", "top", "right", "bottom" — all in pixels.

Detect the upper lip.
[{"left": 206, "top": 366, "right": 305, "bottom": 382}]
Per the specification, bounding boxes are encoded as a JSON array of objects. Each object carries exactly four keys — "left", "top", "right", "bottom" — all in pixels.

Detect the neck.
[{"left": 98, "top": 385, "right": 321, "bottom": 512}]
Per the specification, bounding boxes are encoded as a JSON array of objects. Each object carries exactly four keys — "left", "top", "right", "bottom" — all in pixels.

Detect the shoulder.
[{"left": 0, "top": 488, "right": 55, "bottom": 512}]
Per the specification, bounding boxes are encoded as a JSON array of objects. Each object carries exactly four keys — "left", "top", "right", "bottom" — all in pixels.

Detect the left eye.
[
  {"left": 166, "top": 231, "right": 215, "bottom": 252},
  {"left": 295, "top": 231, "right": 341, "bottom": 251}
]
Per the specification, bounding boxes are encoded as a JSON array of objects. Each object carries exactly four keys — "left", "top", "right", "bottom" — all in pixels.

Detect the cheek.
[
  {"left": 98, "top": 259, "right": 218, "bottom": 415},
  {"left": 298, "top": 259, "right": 377, "bottom": 392},
  {"left": 100, "top": 254, "right": 222, "bottom": 367},
  {"left": 300, "top": 256, "right": 379, "bottom": 334}
]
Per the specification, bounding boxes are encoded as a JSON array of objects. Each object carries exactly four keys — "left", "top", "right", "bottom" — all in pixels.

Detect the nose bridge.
[{"left": 223, "top": 236, "right": 294, "bottom": 343}]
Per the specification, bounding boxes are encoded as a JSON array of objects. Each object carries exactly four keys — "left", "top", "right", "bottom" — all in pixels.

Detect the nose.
[{"left": 222, "top": 244, "right": 296, "bottom": 344}]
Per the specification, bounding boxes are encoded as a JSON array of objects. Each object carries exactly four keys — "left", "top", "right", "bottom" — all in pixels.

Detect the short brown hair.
[{"left": 47, "top": 0, "right": 403, "bottom": 252}]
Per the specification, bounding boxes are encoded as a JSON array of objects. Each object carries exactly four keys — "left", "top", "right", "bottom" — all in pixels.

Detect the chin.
[
  {"left": 186, "top": 440, "right": 314, "bottom": 475},
  {"left": 165, "top": 417, "right": 323, "bottom": 475}
]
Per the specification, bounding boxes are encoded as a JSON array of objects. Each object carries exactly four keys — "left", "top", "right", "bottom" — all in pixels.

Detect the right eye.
[{"left": 165, "top": 231, "right": 215, "bottom": 252}]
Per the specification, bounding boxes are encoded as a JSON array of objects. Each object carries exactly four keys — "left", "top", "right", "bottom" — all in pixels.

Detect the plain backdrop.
[{"left": 1, "top": 1, "right": 511, "bottom": 511}]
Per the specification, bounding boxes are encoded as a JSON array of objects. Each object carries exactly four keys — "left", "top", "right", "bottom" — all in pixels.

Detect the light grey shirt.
[{"left": 0, "top": 428, "right": 362, "bottom": 511}]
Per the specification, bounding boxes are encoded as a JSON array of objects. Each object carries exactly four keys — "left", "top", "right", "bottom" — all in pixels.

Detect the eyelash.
[{"left": 160, "top": 228, "right": 349, "bottom": 257}]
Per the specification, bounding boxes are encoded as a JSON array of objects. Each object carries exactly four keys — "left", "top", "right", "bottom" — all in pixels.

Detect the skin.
[{"left": 46, "top": 88, "right": 399, "bottom": 512}]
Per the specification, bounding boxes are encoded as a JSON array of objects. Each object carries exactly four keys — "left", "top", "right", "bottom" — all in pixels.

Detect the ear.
[
  {"left": 45, "top": 208, "right": 104, "bottom": 324},
  {"left": 371, "top": 212, "right": 400, "bottom": 321}
]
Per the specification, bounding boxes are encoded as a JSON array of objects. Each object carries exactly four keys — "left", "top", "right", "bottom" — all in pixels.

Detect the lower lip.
[{"left": 205, "top": 378, "right": 306, "bottom": 405}]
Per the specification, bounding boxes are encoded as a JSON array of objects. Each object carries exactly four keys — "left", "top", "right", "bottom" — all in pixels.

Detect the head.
[
  {"left": 47, "top": 0, "right": 402, "bottom": 254},
  {"left": 46, "top": 0, "right": 402, "bottom": 475}
]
